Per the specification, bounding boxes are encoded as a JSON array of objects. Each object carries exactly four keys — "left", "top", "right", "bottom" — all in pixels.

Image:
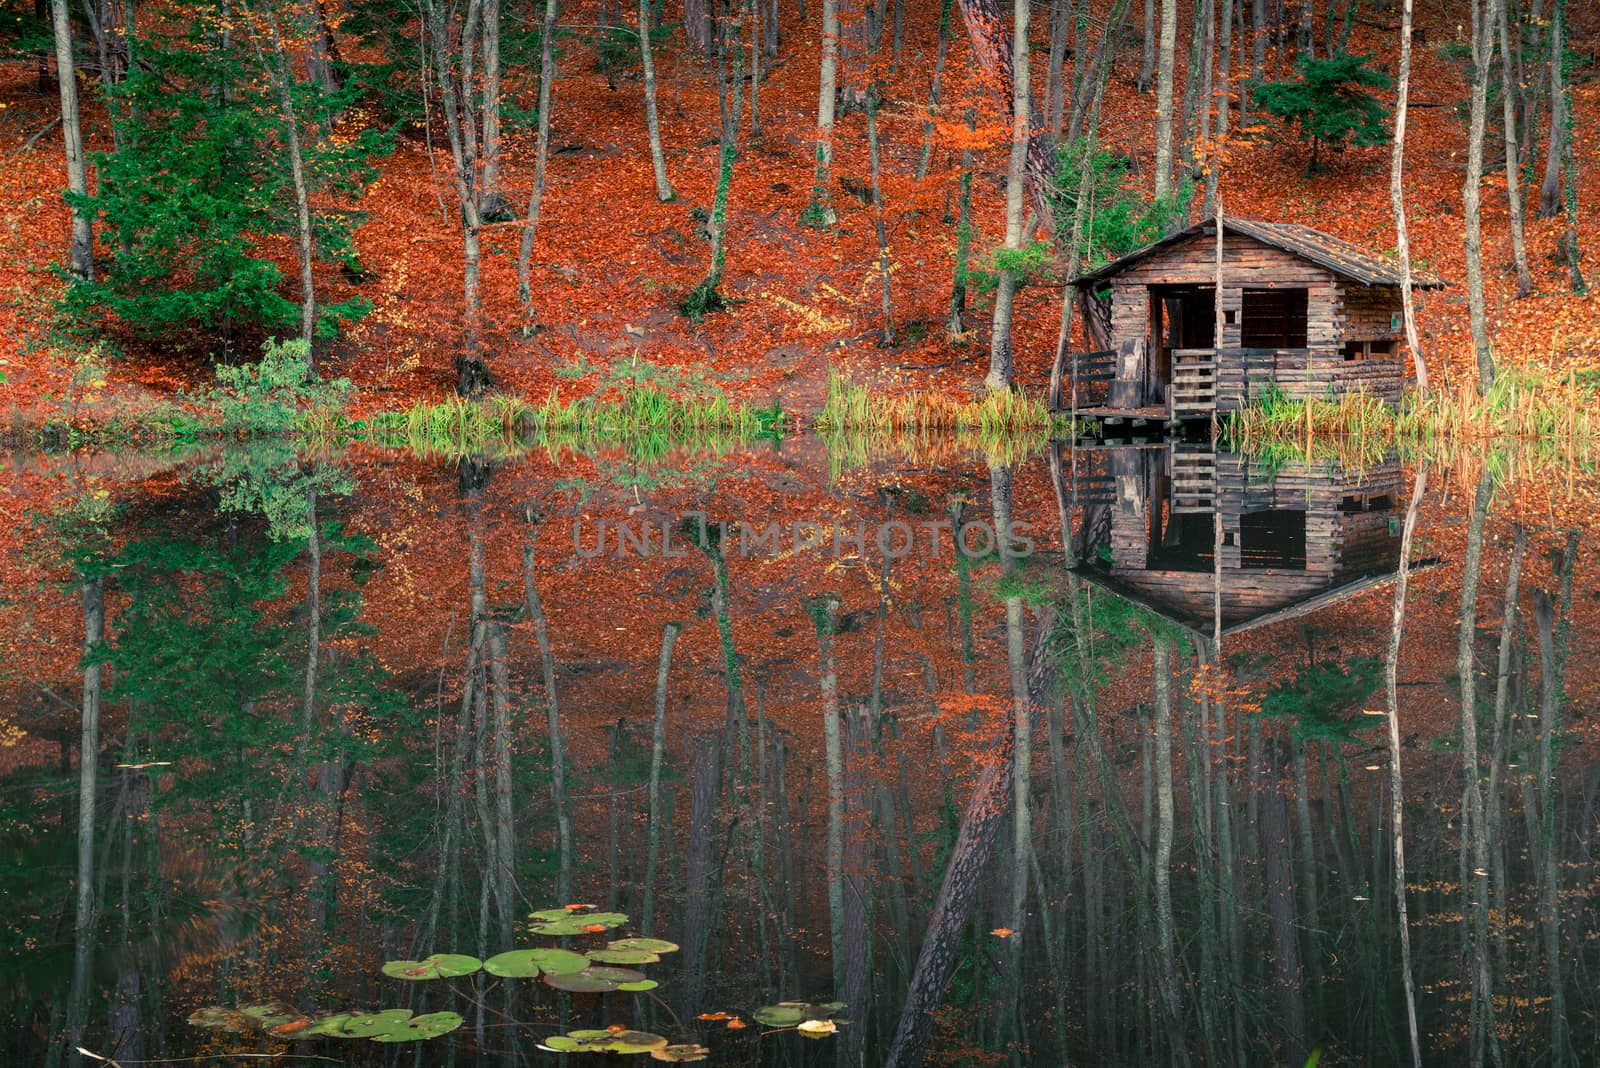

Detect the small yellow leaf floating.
[
  {"left": 565, "top": 903, "right": 596, "bottom": 911},
  {"left": 607, "top": 1024, "right": 628, "bottom": 1034},
  {"left": 696, "top": 1012, "right": 731, "bottom": 1021},
  {"left": 650, "top": 1044, "right": 710, "bottom": 1062},
  {"left": 725, "top": 1018, "right": 747, "bottom": 1030},
  {"left": 990, "top": 927, "right": 1015, "bottom": 938},
  {"left": 797, "top": 1019, "right": 838, "bottom": 1039}
]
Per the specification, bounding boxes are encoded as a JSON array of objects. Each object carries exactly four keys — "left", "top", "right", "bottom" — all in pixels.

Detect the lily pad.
[
  {"left": 586, "top": 948, "right": 661, "bottom": 965},
  {"left": 305, "top": 1014, "right": 357, "bottom": 1037},
  {"left": 370, "top": 1011, "right": 465, "bottom": 1042},
  {"left": 381, "top": 953, "right": 482, "bottom": 980},
  {"left": 797, "top": 1019, "right": 838, "bottom": 1038},
  {"left": 484, "top": 947, "right": 590, "bottom": 978},
  {"left": 608, "top": 937, "right": 679, "bottom": 954},
  {"left": 618, "top": 979, "right": 659, "bottom": 992},
  {"left": 603, "top": 1030, "right": 670, "bottom": 1053},
  {"left": 539, "top": 1036, "right": 583, "bottom": 1052},
  {"left": 650, "top": 1044, "right": 710, "bottom": 1062},
  {"left": 239, "top": 1000, "right": 296, "bottom": 1022},
  {"left": 530, "top": 921, "right": 590, "bottom": 936},
  {"left": 335, "top": 1009, "right": 414, "bottom": 1038},
  {"left": 187, "top": 1006, "right": 260, "bottom": 1032},
  {"left": 544, "top": 970, "right": 622, "bottom": 993},
  {"left": 752, "top": 1005, "right": 806, "bottom": 1028},
  {"left": 583, "top": 966, "right": 647, "bottom": 984},
  {"left": 266, "top": 1016, "right": 315, "bottom": 1037}
]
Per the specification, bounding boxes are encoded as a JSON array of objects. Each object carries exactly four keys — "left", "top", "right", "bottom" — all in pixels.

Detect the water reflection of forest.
[{"left": 2, "top": 440, "right": 1595, "bottom": 1066}]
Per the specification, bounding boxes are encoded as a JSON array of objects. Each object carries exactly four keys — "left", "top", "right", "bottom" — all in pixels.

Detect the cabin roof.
[
  {"left": 1070, "top": 215, "right": 1449, "bottom": 289},
  {"left": 1071, "top": 558, "right": 1443, "bottom": 643}
]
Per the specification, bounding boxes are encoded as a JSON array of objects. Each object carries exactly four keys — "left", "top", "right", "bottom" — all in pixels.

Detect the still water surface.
[{"left": 2, "top": 438, "right": 1594, "bottom": 1066}]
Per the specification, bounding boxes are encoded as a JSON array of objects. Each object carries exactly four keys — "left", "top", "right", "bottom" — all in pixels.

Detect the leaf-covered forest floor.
[{"left": 1, "top": 0, "right": 1598, "bottom": 432}]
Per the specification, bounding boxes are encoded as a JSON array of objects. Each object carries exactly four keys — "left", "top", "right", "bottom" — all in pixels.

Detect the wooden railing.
[{"left": 1060, "top": 348, "right": 1117, "bottom": 410}]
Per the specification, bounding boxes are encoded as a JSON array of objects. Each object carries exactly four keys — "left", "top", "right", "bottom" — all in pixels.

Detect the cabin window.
[
  {"left": 1238, "top": 509, "right": 1307, "bottom": 570},
  {"left": 1240, "top": 288, "right": 1309, "bottom": 349},
  {"left": 1342, "top": 341, "right": 1366, "bottom": 361}
]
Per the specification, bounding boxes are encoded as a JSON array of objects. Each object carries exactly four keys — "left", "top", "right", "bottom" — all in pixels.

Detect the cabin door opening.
[{"left": 1147, "top": 286, "right": 1215, "bottom": 406}]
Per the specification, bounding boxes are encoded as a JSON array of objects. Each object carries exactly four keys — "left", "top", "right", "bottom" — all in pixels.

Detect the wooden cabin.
[
  {"left": 1063, "top": 216, "right": 1445, "bottom": 421},
  {"left": 1069, "top": 444, "right": 1428, "bottom": 642}
]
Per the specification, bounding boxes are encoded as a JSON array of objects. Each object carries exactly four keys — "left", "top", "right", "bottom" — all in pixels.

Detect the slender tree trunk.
[
  {"left": 64, "top": 577, "right": 105, "bottom": 1068},
  {"left": 1389, "top": 0, "right": 1429, "bottom": 392},
  {"left": 1154, "top": 0, "right": 1178, "bottom": 198},
  {"left": 947, "top": 105, "right": 975, "bottom": 338},
  {"left": 1047, "top": 0, "right": 1072, "bottom": 137},
  {"left": 517, "top": 0, "right": 561, "bottom": 327},
  {"left": 1464, "top": 0, "right": 1501, "bottom": 391},
  {"left": 524, "top": 537, "right": 573, "bottom": 902},
  {"left": 1498, "top": 0, "right": 1532, "bottom": 297},
  {"left": 641, "top": 0, "right": 676, "bottom": 200},
  {"left": 1152, "top": 641, "right": 1189, "bottom": 1066},
  {"left": 262, "top": 15, "right": 317, "bottom": 353},
  {"left": 678, "top": 735, "right": 721, "bottom": 1019},
  {"left": 49, "top": 0, "right": 95, "bottom": 280},
  {"left": 1385, "top": 469, "right": 1427, "bottom": 1068},
  {"left": 811, "top": 594, "right": 848, "bottom": 999},
  {"left": 1536, "top": 0, "right": 1564, "bottom": 218},
  {"left": 480, "top": 0, "right": 504, "bottom": 215},
  {"left": 985, "top": 0, "right": 1030, "bottom": 390},
  {"left": 809, "top": 0, "right": 839, "bottom": 225},
  {"left": 642, "top": 622, "right": 680, "bottom": 936},
  {"left": 1552, "top": 0, "right": 1582, "bottom": 292},
  {"left": 916, "top": 0, "right": 955, "bottom": 181},
  {"left": 867, "top": 91, "right": 893, "bottom": 344},
  {"left": 1139, "top": 0, "right": 1156, "bottom": 90},
  {"left": 689, "top": 8, "right": 743, "bottom": 311}
]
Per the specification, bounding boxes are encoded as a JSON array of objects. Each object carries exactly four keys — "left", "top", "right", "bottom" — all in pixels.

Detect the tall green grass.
[{"left": 361, "top": 387, "right": 782, "bottom": 459}]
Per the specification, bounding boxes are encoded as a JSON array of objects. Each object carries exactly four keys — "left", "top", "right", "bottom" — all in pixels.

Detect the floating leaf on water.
[
  {"left": 583, "top": 966, "right": 647, "bottom": 984},
  {"left": 530, "top": 907, "right": 576, "bottom": 922},
  {"left": 618, "top": 979, "right": 659, "bottom": 992},
  {"left": 802, "top": 1002, "right": 846, "bottom": 1019},
  {"left": 752, "top": 1005, "right": 805, "bottom": 1028},
  {"left": 544, "top": 970, "right": 622, "bottom": 993},
  {"left": 650, "top": 1044, "right": 710, "bottom": 1062},
  {"left": 796, "top": 1019, "right": 838, "bottom": 1038},
  {"left": 604, "top": 1030, "right": 671, "bottom": 1054},
  {"left": 530, "top": 921, "right": 589, "bottom": 936},
  {"left": 381, "top": 953, "right": 481, "bottom": 980},
  {"left": 187, "top": 1007, "right": 260, "bottom": 1032},
  {"left": 305, "top": 1014, "right": 357, "bottom": 1037},
  {"left": 239, "top": 1001, "right": 296, "bottom": 1021},
  {"left": 484, "top": 948, "right": 589, "bottom": 978},
  {"left": 564, "top": 902, "right": 598, "bottom": 911},
  {"left": 586, "top": 948, "right": 660, "bottom": 965},
  {"left": 539, "top": 1036, "right": 582, "bottom": 1052},
  {"left": 334, "top": 1009, "right": 414, "bottom": 1038},
  {"left": 567, "top": 1030, "right": 612, "bottom": 1040},
  {"left": 574, "top": 911, "right": 628, "bottom": 927},
  {"left": 725, "top": 1018, "right": 747, "bottom": 1030},
  {"left": 608, "top": 937, "right": 679, "bottom": 954},
  {"left": 370, "top": 1011, "right": 465, "bottom": 1043},
  {"left": 267, "top": 1017, "right": 313, "bottom": 1037}
]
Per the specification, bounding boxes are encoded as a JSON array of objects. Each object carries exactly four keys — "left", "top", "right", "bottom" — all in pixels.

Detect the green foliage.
[
  {"left": 1252, "top": 54, "right": 1392, "bottom": 171},
  {"left": 970, "top": 239, "right": 1056, "bottom": 295},
  {"left": 202, "top": 340, "right": 352, "bottom": 437},
  {"left": 64, "top": 12, "right": 391, "bottom": 348},
  {"left": 1053, "top": 141, "right": 1192, "bottom": 269},
  {"left": 1258, "top": 656, "right": 1382, "bottom": 744}
]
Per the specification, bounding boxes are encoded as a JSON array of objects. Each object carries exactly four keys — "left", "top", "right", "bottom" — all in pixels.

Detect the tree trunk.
[
  {"left": 641, "top": 0, "right": 676, "bottom": 200},
  {"left": 810, "top": 594, "right": 848, "bottom": 999},
  {"left": 516, "top": 0, "right": 562, "bottom": 329},
  {"left": 1498, "top": 0, "right": 1532, "bottom": 297},
  {"left": 263, "top": 15, "right": 317, "bottom": 353},
  {"left": 64, "top": 577, "right": 105, "bottom": 1068},
  {"left": 1464, "top": 0, "right": 1501, "bottom": 392},
  {"left": 866, "top": 92, "right": 893, "bottom": 345},
  {"left": 1152, "top": 641, "right": 1189, "bottom": 1066},
  {"left": 985, "top": 0, "right": 1030, "bottom": 390},
  {"left": 882, "top": 605, "right": 1057, "bottom": 1068},
  {"left": 480, "top": 0, "right": 505, "bottom": 216},
  {"left": 642, "top": 622, "right": 680, "bottom": 936},
  {"left": 916, "top": 0, "right": 955, "bottom": 181},
  {"left": 947, "top": 105, "right": 975, "bottom": 339},
  {"left": 1153, "top": 0, "right": 1178, "bottom": 198},
  {"left": 49, "top": 0, "right": 95, "bottom": 280},
  {"left": 1536, "top": 0, "right": 1564, "bottom": 219},
  {"left": 1139, "top": 0, "right": 1156, "bottom": 90},
  {"left": 1385, "top": 469, "right": 1427, "bottom": 1068},
  {"left": 678, "top": 735, "right": 721, "bottom": 1019},
  {"left": 1389, "top": 0, "right": 1429, "bottom": 392},
  {"left": 809, "top": 0, "right": 840, "bottom": 225},
  {"left": 524, "top": 536, "right": 573, "bottom": 902}
]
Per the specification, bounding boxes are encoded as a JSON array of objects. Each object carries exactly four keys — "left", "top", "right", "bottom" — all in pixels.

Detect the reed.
[{"left": 1225, "top": 370, "right": 1600, "bottom": 468}]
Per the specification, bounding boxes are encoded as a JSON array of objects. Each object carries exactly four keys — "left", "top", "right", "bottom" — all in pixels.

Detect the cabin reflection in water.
[{"left": 1070, "top": 444, "right": 1419, "bottom": 638}]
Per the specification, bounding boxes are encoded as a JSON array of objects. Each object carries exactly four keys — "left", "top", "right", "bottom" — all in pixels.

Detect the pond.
[{"left": 1, "top": 437, "right": 1594, "bottom": 1066}]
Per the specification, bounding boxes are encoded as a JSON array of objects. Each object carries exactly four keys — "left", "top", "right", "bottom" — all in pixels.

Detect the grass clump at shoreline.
[
  {"left": 362, "top": 388, "right": 783, "bottom": 459},
  {"left": 1224, "top": 372, "right": 1600, "bottom": 469}
]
